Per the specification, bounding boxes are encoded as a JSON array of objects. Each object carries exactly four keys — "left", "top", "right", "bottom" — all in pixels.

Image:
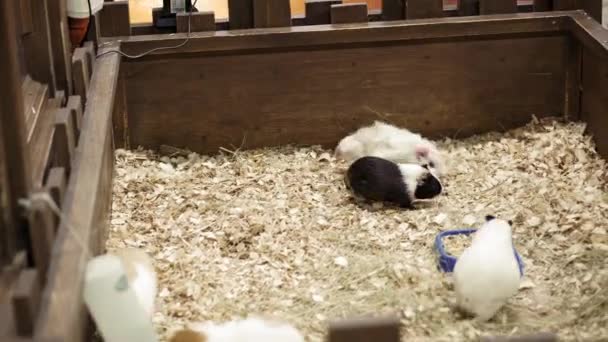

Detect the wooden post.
[
  {"left": 99, "top": 1, "right": 131, "bottom": 37},
  {"left": 53, "top": 109, "right": 76, "bottom": 175},
  {"left": 331, "top": 3, "right": 369, "bottom": 24},
  {"left": 479, "top": 0, "right": 518, "bottom": 14},
  {"left": 253, "top": 0, "right": 292, "bottom": 28},
  {"left": 26, "top": 195, "right": 56, "bottom": 287},
  {"left": 228, "top": 0, "right": 254, "bottom": 29},
  {"left": 66, "top": 96, "right": 84, "bottom": 141},
  {"left": 11, "top": 269, "right": 41, "bottom": 336},
  {"left": 327, "top": 316, "right": 401, "bottom": 342},
  {"left": 382, "top": 0, "right": 405, "bottom": 20},
  {"left": 305, "top": 0, "right": 343, "bottom": 25},
  {"left": 176, "top": 12, "right": 216, "bottom": 32},
  {"left": 72, "top": 48, "right": 91, "bottom": 105},
  {"left": 406, "top": 0, "right": 444, "bottom": 19},
  {"left": 47, "top": 0, "right": 74, "bottom": 95},
  {"left": 0, "top": 0, "right": 33, "bottom": 260}
]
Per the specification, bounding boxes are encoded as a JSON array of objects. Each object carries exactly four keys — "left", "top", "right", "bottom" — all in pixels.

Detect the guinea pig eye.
[{"left": 429, "top": 162, "right": 435, "bottom": 168}]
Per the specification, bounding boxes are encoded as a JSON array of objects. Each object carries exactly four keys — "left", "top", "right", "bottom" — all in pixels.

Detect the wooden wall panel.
[
  {"left": 123, "top": 35, "right": 568, "bottom": 155},
  {"left": 580, "top": 50, "right": 608, "bottom": 159}
]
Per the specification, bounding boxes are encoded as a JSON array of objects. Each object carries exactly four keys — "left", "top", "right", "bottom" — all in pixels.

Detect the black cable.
[
  {"left": 84, "top": 0, "right": 93, "bottom": 45},
  {"left": 94, "top": 0, "right": 199, "bottom": 59}
]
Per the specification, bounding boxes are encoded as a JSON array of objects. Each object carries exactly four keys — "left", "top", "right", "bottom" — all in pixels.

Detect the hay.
[{"left": 108, "top": 117, "right": 608, "bottom": 341}]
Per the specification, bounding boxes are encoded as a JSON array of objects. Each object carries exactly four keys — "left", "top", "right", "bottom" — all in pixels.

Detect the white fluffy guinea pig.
[
  {"left": 112, "top": 248, "right": 157, "bottom": 318},
  {"left": 169, "top": 317, "right": 305, "bottom": 342},
  {"left": 453, "top": 216, "right": 520, "bottom": 322},
  {"left": 335, "top": 121, "right": 445, "bottom": 176}
]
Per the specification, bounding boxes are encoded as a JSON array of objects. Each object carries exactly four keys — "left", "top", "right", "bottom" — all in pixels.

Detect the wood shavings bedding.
[{"left": 108, "top": 117, "right": 608, "bottom": 341}]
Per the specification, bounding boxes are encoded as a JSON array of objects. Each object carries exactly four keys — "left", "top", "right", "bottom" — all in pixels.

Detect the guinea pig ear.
[
  {"left": 415, "top": 145, "right": 430, "bottom": 159},
  {"left": 485, "top": 215, "right": 496, "bottom": 222}
]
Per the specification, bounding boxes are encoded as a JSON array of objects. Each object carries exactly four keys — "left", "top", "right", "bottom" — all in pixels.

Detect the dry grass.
[{"left": 108, "top": 117, "right": 608, "bottom": 341}]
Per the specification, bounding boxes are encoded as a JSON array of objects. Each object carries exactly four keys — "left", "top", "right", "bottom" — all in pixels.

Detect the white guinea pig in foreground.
[
  {"left": 112, "top": 248, "right": 158, "bottom": 318},
  {"left": 335, "top": 121, "right": 445, "bottom": 176},
  {"left": 453, "top": 216, "right": 520, "bottom": 322},
  {"left": 345, "top": 156, "right": 443, "bottom": 208},
  {"left": 168, "top": 317, "right": 305, "bottom": 342}
]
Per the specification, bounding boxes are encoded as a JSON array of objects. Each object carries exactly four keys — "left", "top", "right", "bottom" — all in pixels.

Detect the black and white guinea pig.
[{"left": 345, "top": 156, "right": 443, "bottom": 208}]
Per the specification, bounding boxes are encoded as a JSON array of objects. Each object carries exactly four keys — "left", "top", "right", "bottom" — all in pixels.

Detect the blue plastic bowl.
[{"left": 434, "top": 228, "right": 524, "bottom": 277}]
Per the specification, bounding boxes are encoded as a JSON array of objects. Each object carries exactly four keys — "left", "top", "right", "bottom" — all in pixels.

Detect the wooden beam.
[
  {"left": 382, "top": 0, "right": 405, "bottom": 20},
  {"left": 0, "top": 0, "right": 32, "bottom": 258},
  {"left": 34, "top": 46, "right": 120, "bottom": 342},
  {"left": 305, "top": 0, "right": 343, "bottom": 25},
  {"left": 406, "top": 0, "right": 444, "bottom": 19},
  {"left": 228, "top": 0, "right": 254, "bottom": 29},
  {"left": 331, "top": 3, "right": 369, "bottom": 24},
  {"left": 99, "top": 1, "right": 131, "bottom": 37},
  {"left": 480, "top": 332, "right": 558, "bottom": 341},
  {"left": 11, "top": 269, "right": 41, "bottom": 337},
  {"left": 47, "top": 0, "right": 73, "bottom": 95},
  {"left": 176, "top": 11, "right": 216, "bottom": 32},
  {"left": 328, "top": 316, "right": 401, "bottom": 342},
  {"left": 253, "top": 0, "right": 292, "bottom": 28},
  {"left": 479, "top": 0, "right": 518, "bottom": 14}
]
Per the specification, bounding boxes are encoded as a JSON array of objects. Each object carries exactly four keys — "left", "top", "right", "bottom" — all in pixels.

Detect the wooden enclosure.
[{"left": 1, "top": 0, "right": 607, "bottom": 341}]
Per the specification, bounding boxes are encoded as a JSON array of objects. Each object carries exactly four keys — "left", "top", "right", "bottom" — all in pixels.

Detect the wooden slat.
[
  {"left": 533, "top": 0, "right": 552, "bottom": 11},
  {"left": 480, "top": 333, "right": 558, "bottom": 341},
  {"left": 406, "top": 0, "right": 444, "bottom": 19},
  {"left": 458, "top": 0, "right": 480, "bottom": 16},
  {"left": 382, "top": 0, "right": 405, "bottom": 20},
  {"left": 44, "top": 167, "right": 67, "bottom": 224},
  {"left": 99, "top": 0, "right": 131, "bottom": 37},
  {"left": 72, "top": 48, "right": 91, "bottom": 105},
  {"left": 21, "top": 0, "right": 58, "bottom": 96},
  {"left": 331, "top": 3, "right": 369, "bottom": 24},
  {"left": 66, "top": 96, "right": 84, "bottom": 141},
  {"left": 26, "top": 197, "right": 55, "bottom": 287},
  {"left": 53, "top": 109, "right": 76, "bottom": 174},
  {"left": 328, "top": 316, "right": 400, "bottom": 342},
  {"left": 253, "top": 0, "right": 292, "bottom": 28},
  {"left": 0, "top": 0, "right": 32, "bottom": 259},
  {"left": 479, "top": 0, "right": 518, "bottom": 14},
  {"left": 553, "top": 0, "right": 582, "bottom": 10},
  {"left": 176, "top": 11, "right": 216, "bottom": 32},
  {"left": 120, "top": 13, "right": 570, "bottom": 57},
  {"left": 34, "top": 47, "right": 119, "bottom": 342},
  {"left": 113, "top": 71, "right": 129, "bottom": 149},
  {"left": 47, "top": 0, "right": 73, "bottom": 95},
  {"left": 22, "top": 77, "right": 49, "bottom": 137},
  {"left": 11, "top": 269, "right": 41, "bottom": 337},
  {"left": 306, "top": 0, "right": 343, "bottom": 25},
  {"left": 228, "top": 0, "right": 254, "bottom": 29}
]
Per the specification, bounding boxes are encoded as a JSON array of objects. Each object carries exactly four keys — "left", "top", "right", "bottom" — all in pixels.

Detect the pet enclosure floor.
[{"left": 108, "top": 118, "right": 608, "bottom": 341}]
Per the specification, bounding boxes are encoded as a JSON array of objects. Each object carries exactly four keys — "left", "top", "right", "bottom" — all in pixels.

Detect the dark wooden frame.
[{"left": 1, "top": 1, "right": 607, "bottom": 341}]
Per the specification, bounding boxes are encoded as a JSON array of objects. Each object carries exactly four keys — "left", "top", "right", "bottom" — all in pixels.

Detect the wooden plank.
[
  {"left": 228, "top": 0, "right": 254, "bottom": 29},
  {"left": 72, "top": 48, "right": 91, "bottom": 105},
  {"left": 458, "top": 0, "right": 480, "bottom": 15},
  {"left": 479, "top": 0, "right": 518, "bottom": 14},
  {"left": 331, "top": 3, "right": 369, "bottom": 24},
  {"left": 18, "top": 0, "right": 34, "bottom": 35},
  {"left": 382, "top": 0, "right": 405, "bottom": 20},
  {"left": 120, "top": 12, "right": 570, "bottom": 57},
  {"left": 0, "top": 0, "right": 33, "bottom": 258},
  {"left": 533, "top": 0, "right": 552, "bottom": 11},
  {"left": 11, "top": 269, "right": 41, "bottom": 337},
  {"left": 328, "top": 316, "right": 400, "bottom": 342},
  {"left": 553, "top": 0, "right": 582, "bottom": 10},
  {"left": 44, "top": 168, "right": 67, "bottom": 220},
  {"left": 27, "top": 103, "right": 57, "bottom": 189},
  {"left": 99, "top": 1, "right": 131, "bottom": 37},
  {"left": 306, "top": 0, "right": 343, "bottom": 25},
  {"left": 53, "top": 109, "right": 76, "bottom": 174},
  {"left": 21, "top": 0, "right": 58, "bottom": 96},
  {"left": 582, "top": 0, "right": 603, "bottom": 24},
  {"left": 22, "top": 77, "right": 50, "bottom": 138},
  {"left": 406, "top": 0, "right": 444, "bottom": 19},
  {"left": 47, "top": 0, "right": 73, "bottom": 95},
  {"left": 123, "top": 34, "right": 569, "bottom": 154},
  {"left": 564, "top": 36, "right": 582, "bottom": 120},
  {"left": 580, "top": 49, "right": 608, "bottom": 160},
  {"left": 253, "top": 0, "right": 292, "bottom": 28},
  {"left": 66, "top": 96, "right": 84, "bottom": 141},
  {"left": 26, "top": 196, "right": 55, "bottom": 287},
  {"left": 176, "top": 11, "right": 216, "bottom": 32},
  {"left": 34, "top": 47, "right": 120, "bottom": 342},
  {"left": 480, "top": 333, "right": 558, "bottom": 341}
]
